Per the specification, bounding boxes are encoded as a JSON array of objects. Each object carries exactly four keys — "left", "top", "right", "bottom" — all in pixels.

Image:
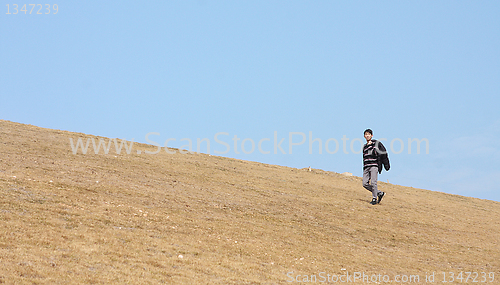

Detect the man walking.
[{"left": 363, "top": 129, "right": 390, "bottom": 205}]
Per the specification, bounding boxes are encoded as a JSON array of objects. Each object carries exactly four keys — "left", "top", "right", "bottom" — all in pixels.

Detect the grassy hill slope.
[{"left": 0, "top": 120, "right": 499, "bottom": 284}]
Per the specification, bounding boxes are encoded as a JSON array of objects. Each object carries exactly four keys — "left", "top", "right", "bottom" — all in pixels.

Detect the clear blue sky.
[{"left": 2, "top": 1, "right": 499, "bottom": 201}]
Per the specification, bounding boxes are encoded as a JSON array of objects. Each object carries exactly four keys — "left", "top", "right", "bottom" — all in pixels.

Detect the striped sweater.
[
  {"left": 363, "top": 140, "right": 379, "bottom": 169},
  {"left": 363, "top": 139, "right": 391, "bottom": 173}
]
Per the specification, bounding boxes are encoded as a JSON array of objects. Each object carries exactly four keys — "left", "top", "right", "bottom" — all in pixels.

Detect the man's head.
[{"left": 364, "top": 129, "right": 373, "bottom": 142}]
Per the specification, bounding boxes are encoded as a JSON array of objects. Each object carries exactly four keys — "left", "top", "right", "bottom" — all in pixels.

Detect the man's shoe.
[
  {"left": 377, "top": 192, "right": 385, "bottom": 204},
  {"left": 370, "top": 198, "right": 378, "bottom": 205}
]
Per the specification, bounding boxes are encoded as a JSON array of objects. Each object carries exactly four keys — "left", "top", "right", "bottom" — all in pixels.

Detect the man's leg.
[
  {"left": 370, "top": 166, "right": 380, "bottom": 197},
  {"left": 362, "top": 168, "right": 373, "bottom": 195}
]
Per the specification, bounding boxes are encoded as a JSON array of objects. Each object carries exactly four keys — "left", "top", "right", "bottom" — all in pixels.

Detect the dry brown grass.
[{"left": 0, "top": 120, "right": 499, "bottom": 284}]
